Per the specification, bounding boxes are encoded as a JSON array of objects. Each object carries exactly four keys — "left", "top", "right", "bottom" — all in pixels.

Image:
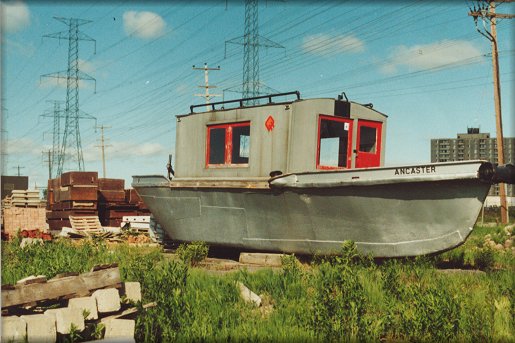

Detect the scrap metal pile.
[{"left": 46, "top": 171, "right": 150, "bottom": 231}]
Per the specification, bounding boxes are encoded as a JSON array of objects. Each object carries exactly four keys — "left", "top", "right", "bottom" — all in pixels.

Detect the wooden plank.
[{"left": 1, "top": 267, "right": 121, "bottom": 308}]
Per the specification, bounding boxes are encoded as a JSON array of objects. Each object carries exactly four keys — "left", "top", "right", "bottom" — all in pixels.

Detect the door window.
[{"left": 317, "top": 115, "right": 353, "bottom": 169}]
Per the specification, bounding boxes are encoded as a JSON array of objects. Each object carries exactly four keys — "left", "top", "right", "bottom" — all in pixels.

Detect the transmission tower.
[
  {"left": 41, "top": 17, "right": 96, "bottom": 175},
  {"left": 225, "top": 0, "right": 284, "bottom": 104},
  {"left": 41, "top": 99, "right": 96, "bottom": 179}
]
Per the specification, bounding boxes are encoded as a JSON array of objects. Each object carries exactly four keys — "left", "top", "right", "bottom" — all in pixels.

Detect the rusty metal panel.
[
  {"left": 58, "top": 185, "right": 98, "bottom": 201},
  {"left": 51, "top": 200, "right": 97, "bottom": 211},
  {"left": 98, "top": 190, "right": 126, "bottom": 203},
  {"left": 60, "top": 171, "right": 98, "bottom": 186},
  {"left": 98, "top": 178, "right": 125, "bottom": 191},
  {"left": 46, "top": 209, "right": 97, "bottom": 220}
]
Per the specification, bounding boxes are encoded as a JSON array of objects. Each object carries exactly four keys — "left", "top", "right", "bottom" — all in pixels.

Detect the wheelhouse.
[{"left": 174, "top": 91, "right": 387, "bottom": 178}]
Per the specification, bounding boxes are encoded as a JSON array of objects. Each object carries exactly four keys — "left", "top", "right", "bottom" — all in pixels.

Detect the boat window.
[
  {"left": 359, "top": 126, "right": 376, "bottom": 153},
  {"left": 208, "top": 128, "right": 226, "bottom": 164},
  {"left": 207, "top": 121, "right": 250, "bottom": 166},
  {"left": 232, "top": 125, "right": 250, "bottom": 163},
  {"left": 318, "top": 116, "right": 351, "bottom": 169}
]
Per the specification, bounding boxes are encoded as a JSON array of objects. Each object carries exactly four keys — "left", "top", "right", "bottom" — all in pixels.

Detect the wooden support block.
[
  {"left": 2, "top": 267, "right": 121, "bottom": 308},
  {"left": 239, "top": 252, "right": 285, "bottom": 267}
]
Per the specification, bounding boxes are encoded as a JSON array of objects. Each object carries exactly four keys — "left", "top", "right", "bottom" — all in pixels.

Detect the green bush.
[
  {"left": 176, "top": 241, "right": 209, "bottom": 266},
  {"left": 135, "top": 260, "right": 188, "bottom": 342},
  {"left": 312, "top": 241, "right": 368, "bottom": 342},
  {"left": 475, "top": 247, "right": 496, "bottom": 270}
]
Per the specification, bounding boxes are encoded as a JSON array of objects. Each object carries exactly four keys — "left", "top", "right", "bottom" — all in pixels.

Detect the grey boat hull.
[{"left": 133, "top": 161, "right": 493, "bottom": 257}]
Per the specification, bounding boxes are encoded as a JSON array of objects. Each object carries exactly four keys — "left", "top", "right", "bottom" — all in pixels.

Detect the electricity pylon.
[
  {"left": 41, "top": 17, "right": 96, "bottom": 175},
  {"left": 40, "top": 99, "right": 96, "bottom": 179},
  {"left": 225, "top": 0, "right": 284, "bottom": 104}
]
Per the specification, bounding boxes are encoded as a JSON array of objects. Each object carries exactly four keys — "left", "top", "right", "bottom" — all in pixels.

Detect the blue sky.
[{"left": 1, "top": 0, "right": 514, "bottom": 189}]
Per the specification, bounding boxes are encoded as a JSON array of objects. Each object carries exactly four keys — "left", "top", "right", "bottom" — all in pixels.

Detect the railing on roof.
[{"left": 189, "top": 91, "right": 301, "bottom": 114}]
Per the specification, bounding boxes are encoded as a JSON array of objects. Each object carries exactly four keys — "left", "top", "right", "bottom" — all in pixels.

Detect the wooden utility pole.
[
  {"left": 12, "top": 165, "right": 25, "bottom": 176},
  {"left": 95, "top": 125, "right": 111, "bottom": 178},
  {"left": 469, "top": 0, "right": 514, "bottom": 224},
  {"left": 193, "top": 63, "right": 221, "bottom": 111}
]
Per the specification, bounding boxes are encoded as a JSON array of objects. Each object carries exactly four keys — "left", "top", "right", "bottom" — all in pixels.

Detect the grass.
[{"left": 1, "top": 224, "right": 513, "bottom": 342}]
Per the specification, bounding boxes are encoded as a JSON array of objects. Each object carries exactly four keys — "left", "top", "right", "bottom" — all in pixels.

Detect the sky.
[{"left": 1, "top": 0, "right": 514, "bottom": 190}]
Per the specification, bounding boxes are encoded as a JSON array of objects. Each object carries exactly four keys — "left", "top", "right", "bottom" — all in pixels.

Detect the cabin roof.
[{"left": 177, "top": 91, "right": 388, "bottom": 119}]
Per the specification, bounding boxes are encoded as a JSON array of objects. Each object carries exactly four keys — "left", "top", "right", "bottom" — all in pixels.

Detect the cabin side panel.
[
  {"left": 175, "top": 104, "right": 291, "bottom": 178},
  {"left": 287, "top": 99, "right": 337, "bottom": 173}
]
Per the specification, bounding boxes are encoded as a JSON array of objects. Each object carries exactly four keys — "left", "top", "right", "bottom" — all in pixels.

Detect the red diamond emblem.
[{"left": 265, "top": 115, "right": 275, "bottom": 132}]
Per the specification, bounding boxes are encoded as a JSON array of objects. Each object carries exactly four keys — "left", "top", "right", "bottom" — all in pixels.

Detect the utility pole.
[
  {"left": 469, "top": 0, "right": 514, "bottom": 224},
  {"left": 95, "top": 125, "right": 111, "bottom": 178},
  {"left": 193, "top": 63, "right": 221, "bottom": 111},
  {"left": 12, "top": 165, "right": 25, "bottom": 176}
]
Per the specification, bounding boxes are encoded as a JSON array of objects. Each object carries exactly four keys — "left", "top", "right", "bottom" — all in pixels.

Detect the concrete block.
[
  {"left": 20, "top": 314, "right": 56, "bottom": 343},
  {"left": 68, "top": 296, "right": 98, "bottom": 320},
  {"left": 239, "top": 252, "right": 284, "bottom": 267},
  {"left": 103, "top": 319, "right": 135, "bottom": 339},
  {"left": 237, "top": 282, "right": 262, "bottom": 307},
  {"left": 92, "top": 288, "right": 121, "bottom": 313},
  {"left": 1, "top": 316, "right": 26, "bottom": 343},
  {"left": 123, "top": 282, "right": 141, "bottom": 303},
  {"left": 44, "top": 307, "right": 85, "bottom": 334}
]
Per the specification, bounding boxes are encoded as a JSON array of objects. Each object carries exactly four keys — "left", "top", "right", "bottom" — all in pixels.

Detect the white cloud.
[
  {"left": 381, "top": 40, "right": 484, "bottom": 74},
  {"left": 1, "top": 1, "right": 30, "bottom": 33},
  {"left": 7, "top": 137, "right": 47, "bottom": 155},
  {"left": 84, "top": 141, "right": 165, "bottom": 162},
  {"left": 79, "top": 59, "right": 96, "bottom": 74},
  {"left": 123, "top": 11, "right": 166, "bottom": 39},
  {"left": 302, "top": 33, "right": 365, "bottom": 56}
]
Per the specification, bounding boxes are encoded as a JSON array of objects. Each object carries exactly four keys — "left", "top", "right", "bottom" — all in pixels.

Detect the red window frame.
[
  {"left": 206, "top": 121, "right": 250, "bottom": 167},
  {"left": 316, "top": 115, "right": 353, "bottom": 170}
]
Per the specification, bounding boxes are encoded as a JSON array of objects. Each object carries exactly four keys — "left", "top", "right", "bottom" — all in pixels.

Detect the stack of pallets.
[
  {"left": 47, "top": 172, "right": 99, "bottom": 231},
  {"left": 10, "top": 190, "right": 44, "bottom": 208}
]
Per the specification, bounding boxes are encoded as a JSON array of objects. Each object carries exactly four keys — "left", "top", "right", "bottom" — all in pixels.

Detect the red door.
[{"left": 355, "top": 120, "right": 382, "bottom": 168}]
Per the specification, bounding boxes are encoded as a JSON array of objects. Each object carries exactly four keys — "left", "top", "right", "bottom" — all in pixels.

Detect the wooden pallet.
[{"left": 69, "top": 215, "right": 103, "bottom": 231}]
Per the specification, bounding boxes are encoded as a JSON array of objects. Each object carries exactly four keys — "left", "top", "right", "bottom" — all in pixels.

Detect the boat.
[{"left": 132, "top": 91, "right": 514, "bottom": 257}]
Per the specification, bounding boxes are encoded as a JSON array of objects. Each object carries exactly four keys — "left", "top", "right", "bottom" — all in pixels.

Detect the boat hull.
[{"left": 133, "top": 162, "right": 492, "bottom": 257}]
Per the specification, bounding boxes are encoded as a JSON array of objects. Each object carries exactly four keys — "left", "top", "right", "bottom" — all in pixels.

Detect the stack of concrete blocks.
[
  {"left": 2, "top": 207, "right": 48, "bottom": 237},
  {"left": 1, "top": 282, "right": 141, "bottom": 343}
]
